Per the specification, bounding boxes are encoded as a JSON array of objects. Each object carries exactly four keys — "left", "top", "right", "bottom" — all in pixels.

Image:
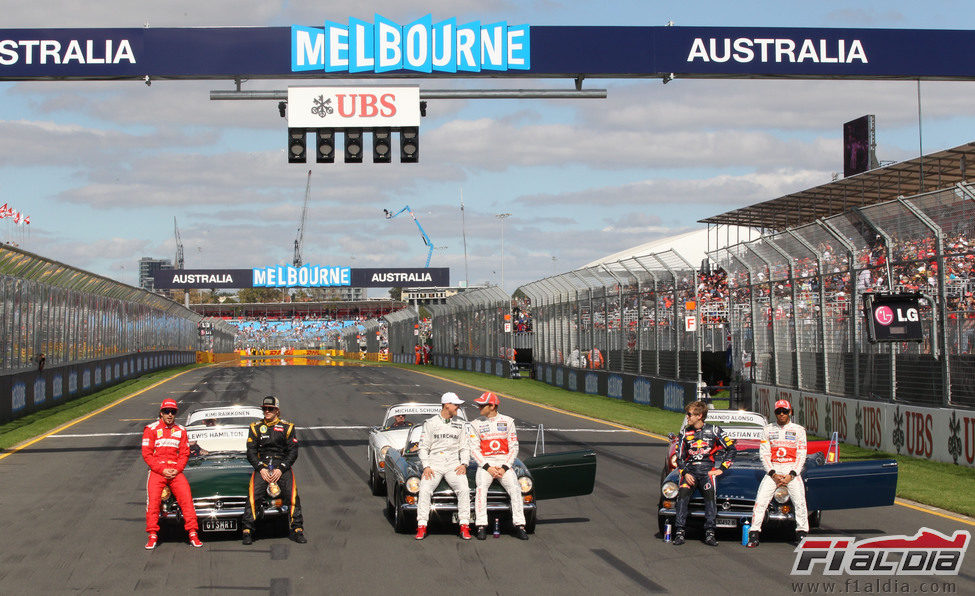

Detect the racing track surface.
[{"left": 1, "top": 362, "right": 974, "bottom": 595}]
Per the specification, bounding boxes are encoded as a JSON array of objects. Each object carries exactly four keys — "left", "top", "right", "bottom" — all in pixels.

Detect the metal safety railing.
[
  {"left": 711, "top": 182, "right": 975, "bottom": 407},
  {"left": 518, "top": 250, "right": 714, "bottom": 382},
  {"left": 429, "top": 286, "right": 511, "bottom": 359},
  {"left": 0, "top": 244, "right": 235, "bottom": 373}
]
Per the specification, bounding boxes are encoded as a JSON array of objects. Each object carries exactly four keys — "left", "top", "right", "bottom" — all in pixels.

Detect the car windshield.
[
  {"left": 403, "top": 425, "right": 425, "bottom": 454},
  {"left": 186, "top": 407, "right": 262, "bottom": 427},
  {"left": 381, "top": 404, "right": 469, "bottom": 428},
  {"left": 381, "top": 412, "right": 429, "bottom": 429}
]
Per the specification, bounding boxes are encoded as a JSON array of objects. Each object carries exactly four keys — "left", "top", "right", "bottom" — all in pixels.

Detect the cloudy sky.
[{"left": 2, "top": 1, "right": 974, "bottom": 296}]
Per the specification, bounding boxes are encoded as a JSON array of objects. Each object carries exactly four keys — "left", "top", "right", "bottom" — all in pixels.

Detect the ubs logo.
[
  {"left": 34, "top": 377, "right": 46, "bottom": 405},
  {"left": 664, "top": 382, "right": 685, "bottom": 412},
  {"left": 633, "top": 378, "right": 652, "bottom": 405},
  {"left": 585, "top": 373, "right": 598, "bottom": 394},
  {"left": 11, "top": 382, "right": 26, "bottom": 412},
  {"left": 608, "top": 375, "right": 623, "bottom": 399}
]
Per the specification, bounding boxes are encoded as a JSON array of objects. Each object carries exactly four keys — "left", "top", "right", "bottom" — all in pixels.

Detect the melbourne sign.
[
  {"left": 287, "top": 86, "right": 420, "bottom": 128},
  {"left": 291, "top": 16, "right": 530, "bottom": 73},
  {"left": 154, "top": 267, "right": 448, "bottom": 289}
]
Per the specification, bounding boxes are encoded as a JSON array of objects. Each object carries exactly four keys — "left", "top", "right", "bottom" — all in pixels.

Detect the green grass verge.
[
  {"left": 0, "top": 364, "right": 205, "bottom": 452},
  {"left": 370, "top": 360, "right": 975, "bottom": 519}
]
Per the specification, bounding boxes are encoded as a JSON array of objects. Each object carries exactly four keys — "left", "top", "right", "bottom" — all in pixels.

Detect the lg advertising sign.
[
  {"left": 863, "top": 293, "right": 924, "bottom": 343},
  {"left": 287, "top": 86, "right": 420, "bottom": 128}
]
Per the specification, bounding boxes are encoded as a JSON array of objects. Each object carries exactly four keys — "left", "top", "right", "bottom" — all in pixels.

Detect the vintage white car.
[{"left": 366, "top": 402, "right": 469, "bottom": 495}]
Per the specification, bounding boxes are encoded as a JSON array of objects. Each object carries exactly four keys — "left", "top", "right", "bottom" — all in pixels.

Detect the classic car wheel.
[
  {"left": 808, "top": 510, "right": 822, "bottom": 528},
  {"left": 369, "top": 463, "right": 385, "bottom": 496},
  {"left": 523, "top": 510, "right": 536, "bottom": 534},
  {"left": 392, "top": 489, "right": 413, "bottom": 534}
]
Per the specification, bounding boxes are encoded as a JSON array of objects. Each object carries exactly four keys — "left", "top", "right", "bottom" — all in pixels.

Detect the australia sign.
[{"left": 154, "top": 267, "right": 449, "bottom": 289}]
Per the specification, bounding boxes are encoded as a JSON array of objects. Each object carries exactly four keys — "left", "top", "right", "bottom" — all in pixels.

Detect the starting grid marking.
[{"left": 49, "top": 426, "right": 628, "bottom": 439}]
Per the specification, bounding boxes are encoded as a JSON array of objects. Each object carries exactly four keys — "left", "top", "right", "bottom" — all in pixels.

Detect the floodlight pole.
[{"left": 496, "top": 213, "right": 511, "bottom": 293}]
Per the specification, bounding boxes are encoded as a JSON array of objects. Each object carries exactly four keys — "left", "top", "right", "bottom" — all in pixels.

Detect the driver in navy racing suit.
[{"left": 672, "top": 400, "right": 736, "bottom": 546}]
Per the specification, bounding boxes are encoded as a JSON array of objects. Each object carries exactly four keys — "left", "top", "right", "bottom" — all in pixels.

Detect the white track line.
[{"left": 50, "top": 425, "right": 625, "bottom": 438}]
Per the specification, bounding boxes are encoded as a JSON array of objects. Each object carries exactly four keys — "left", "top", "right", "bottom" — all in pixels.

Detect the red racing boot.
[
  {"left": 415, "top": 525, "right": 427, "bottom": 540},
  {"left": 459, "top": 525, "right": 472, "bottom": 540},
  {"left": 188, "top": 531, "right": 203, "bottom": 548},
  {"left": 145, "top": 533, "right": 159, "bottom": 550}
]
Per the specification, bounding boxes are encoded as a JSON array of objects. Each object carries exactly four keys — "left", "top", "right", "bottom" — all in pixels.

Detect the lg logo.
[{"left": 874, "top": 306, "right": 894, "bottom": 326}]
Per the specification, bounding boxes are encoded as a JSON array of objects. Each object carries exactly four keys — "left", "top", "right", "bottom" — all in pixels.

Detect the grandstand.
[{"left": 190, "top": 300, "right": 404, "bottom": 350}]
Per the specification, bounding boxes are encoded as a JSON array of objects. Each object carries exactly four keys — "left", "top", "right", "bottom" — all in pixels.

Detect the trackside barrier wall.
[
  {"left": 752, "top": 382, "right": 975, "bottom": 468},
  {"left": 711, "top": 183, "right": 975, "bottom": 408},
  {"left": 0, "top": 351, "right": 196, "bottom": 424},
  {"left": 195, "top": 352, "right": 240, "bottom": 364}
]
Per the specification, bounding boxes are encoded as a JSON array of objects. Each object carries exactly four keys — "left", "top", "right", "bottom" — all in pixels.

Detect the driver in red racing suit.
[
  {"left": 142, "top": 398, "right": 202, "bottom": 549},
  {"left": 672, "top": 400, "right": 736, "bottom": 547}
]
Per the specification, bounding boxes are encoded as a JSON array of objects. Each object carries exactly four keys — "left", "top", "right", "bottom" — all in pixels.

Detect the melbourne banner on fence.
[{"left": 153, "top": 266, "right": 449, "bottom": 289}]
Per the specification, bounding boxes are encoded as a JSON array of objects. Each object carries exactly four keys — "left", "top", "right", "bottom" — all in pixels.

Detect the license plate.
[
  {"left": 202, "top": 518, "right": 237, "bottom": 532},
  {"left": 715, "top": 518, "right": 737, "bottom": 528}
]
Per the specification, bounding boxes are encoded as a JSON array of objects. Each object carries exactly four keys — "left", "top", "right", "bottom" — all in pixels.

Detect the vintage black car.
[{"left": 383, "top": 425, "right": 597, "bottom": 533}]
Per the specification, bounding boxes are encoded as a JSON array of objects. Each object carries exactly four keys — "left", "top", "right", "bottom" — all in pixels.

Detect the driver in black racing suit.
[
  {"left": 672, "top": 400, "right": 736, "bottom": 547},
  {"left": 242, "top": 395, "right": 306, "bottom": 545}
]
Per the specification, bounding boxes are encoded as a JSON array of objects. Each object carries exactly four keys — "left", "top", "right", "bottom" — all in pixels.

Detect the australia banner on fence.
[{"left": 154, "top": 267, "right": 449, "bottom": 289}]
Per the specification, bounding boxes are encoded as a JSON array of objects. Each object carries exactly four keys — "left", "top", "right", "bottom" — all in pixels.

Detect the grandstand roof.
[{"left": 699, "top": 140, "right": 975, "bottom": 231}]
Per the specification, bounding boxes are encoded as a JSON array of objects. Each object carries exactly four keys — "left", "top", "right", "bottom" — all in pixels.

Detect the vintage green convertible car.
[
  {"left": 159, "top": 406, "right": 290, "bottom": 535},
  {"left": 383, "top": 425, "right": 597, "bottom": 533}
]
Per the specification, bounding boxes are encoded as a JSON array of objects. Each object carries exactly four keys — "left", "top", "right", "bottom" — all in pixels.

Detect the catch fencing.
[
  {"left": 0, "top": 244, "right": 235, "bottom": 422},
  {"left": 519, "top": 250, "right": 723, "bottom": 382},
  {"left": 710, "top": 183, "right": 975, "bottom": 408}
]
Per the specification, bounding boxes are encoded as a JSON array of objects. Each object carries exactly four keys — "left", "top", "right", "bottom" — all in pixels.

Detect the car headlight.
[
  {"left": 518, "top": 476, "right": 533, "bottom": 493},
  {"left": 661, "top": 481, "right": 679, "bottom": 499},
  {"left": 160, "top": 486, "right": 171, "bottom": 501},
  {"left": 406, "top": 476, "right": 421, "bottom": 494},
  {"left": 379, "top": 446, "right": 390, "bottom": 459},
  {"left": 774, "top": 486, "right": 790, "bottom": 503}
]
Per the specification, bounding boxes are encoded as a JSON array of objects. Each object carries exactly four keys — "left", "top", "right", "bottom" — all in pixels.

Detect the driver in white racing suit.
[
  {"left": 469, "top": 392, "right": 528, "bottom": 540},
  {"left": 747, "top": 399, "right": 808, "bottom": 547},
  {"left": 415, "top": 392, "right": 472, "bottom": 540}
]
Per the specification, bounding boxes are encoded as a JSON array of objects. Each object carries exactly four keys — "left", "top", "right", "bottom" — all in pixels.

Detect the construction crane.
[
  {"left": 173, "top": 216, "right": 185, "bottom": 269},
  {"left": 293, "top": 170, "right": 312, "bottom": 267},
  {"left": 383, "top": 205, "right": 434, "bottom": 267}
]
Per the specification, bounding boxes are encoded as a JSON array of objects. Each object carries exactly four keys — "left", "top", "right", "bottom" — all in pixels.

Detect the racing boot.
[
  {"left": 145, "top": 533, "right": 159, "bottom": 550},
  {"left": 415, "top": 525, "right": 427, "bottom": 540},
  {"left": 671, "top": 530, "right": 686, "bottom": 546},
  {"left": 242, "top": 530, "right": 254, "bottom": 545},
  {"left": 513, "top": 526, "right": 530, "bottom": 541},
  {"left": 476, "top": 526, "right": 488, "bottom": 540},
  {"left": 290, "top": 528, "right": 308, "bottom": 544},
  {"left": 704, "top": 529, "right": 718, "bottom": 547},
  {"left": 746, "top": 531, "right": 760, "bottom": 548},
  {"left": 188, "top": 531, "right": 203, "bottom": 548},
  {"left": 459, "top": 524, "right": 472, "bottom": 540},
  {"left": 791, "top": 531, "right": 807, "bottom": 547}
]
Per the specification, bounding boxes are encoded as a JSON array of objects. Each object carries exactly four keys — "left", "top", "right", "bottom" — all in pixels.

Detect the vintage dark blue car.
[
  {"left": 383, "top": 425, "right": 597, "bottom": 533},
  {"left": 657, "top": 416, "right": 898, "bottom": 536}
]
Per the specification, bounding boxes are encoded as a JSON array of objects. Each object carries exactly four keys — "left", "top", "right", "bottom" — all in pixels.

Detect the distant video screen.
[{"left": 844, "top": 115, "right": 873, "bottom": 177}]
